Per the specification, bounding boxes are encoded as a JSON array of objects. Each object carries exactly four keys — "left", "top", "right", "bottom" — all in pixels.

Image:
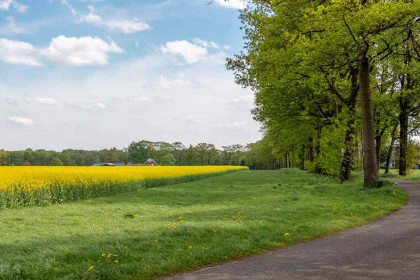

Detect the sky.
[{"left": 0, "top": 0, "right": 261, "bottom": 151}]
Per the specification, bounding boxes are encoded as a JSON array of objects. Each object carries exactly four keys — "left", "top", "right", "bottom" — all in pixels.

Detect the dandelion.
[
  {"left": 88, "top": 266, "right": 94, "bottom": 271},
  {"left": 188, "top": 246, "right": 193, "bottom": 249},
  {"left": 284, "top": 232, "right": 290, "bottom": 236},
  {"left": 114, "top": 260, "right": 119, "bottom": 263}
]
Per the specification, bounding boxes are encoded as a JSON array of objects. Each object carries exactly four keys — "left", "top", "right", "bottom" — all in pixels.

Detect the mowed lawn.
[
  {"left": 0, "top": 169, "right": 407, "bottom": 280},
  {"left": 382, "top": 169, "right": 420, "bottom": 181}
]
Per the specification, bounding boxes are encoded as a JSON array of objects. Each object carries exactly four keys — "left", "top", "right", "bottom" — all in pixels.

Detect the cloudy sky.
[{"left": 0, "top": 0, "right": 261, "bottom": 151}]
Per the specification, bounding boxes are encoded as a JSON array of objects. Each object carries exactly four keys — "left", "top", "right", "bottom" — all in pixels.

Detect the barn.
[{"left": 142, "top": 158, "right": 159, "bottom": 166}]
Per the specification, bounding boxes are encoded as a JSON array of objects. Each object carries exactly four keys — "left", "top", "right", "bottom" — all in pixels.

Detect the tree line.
[
  {"left": 0, "top": 141, "right": 251, "bottom": 167},
  {"left": 227, "top": 0, "right": 420, "bottom": 187}
]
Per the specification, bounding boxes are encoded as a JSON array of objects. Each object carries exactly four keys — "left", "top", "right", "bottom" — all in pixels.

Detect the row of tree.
[
  {"left": 0, "top": 141, "right": 248, "bottom": 167},
  {"left": 227, "top": 0, "right": 420, "bottom": 186}
]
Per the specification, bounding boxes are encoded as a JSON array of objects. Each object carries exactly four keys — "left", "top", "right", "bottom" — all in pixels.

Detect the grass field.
[
  {"left": 381, "top": 169, "right": 420, "bottom": 181},
  {"left": 0, "top": 169, "right": 407, "bottom": 279}
]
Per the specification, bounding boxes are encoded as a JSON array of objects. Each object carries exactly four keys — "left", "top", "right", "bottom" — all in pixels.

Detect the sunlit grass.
[
  {"left": 381, "top": 169, "right": 420, "bottom": 181},
  {"left": 0, "top": 169, "right": 407, "bottom": 279}
]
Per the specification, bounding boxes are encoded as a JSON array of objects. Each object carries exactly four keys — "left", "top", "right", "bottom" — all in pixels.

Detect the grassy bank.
[
  {"left": 381, "top": 169, "right": 420, "bottom": 181},
  {"left": 0, "top": 169, "right": 407, "bottom": 279}
]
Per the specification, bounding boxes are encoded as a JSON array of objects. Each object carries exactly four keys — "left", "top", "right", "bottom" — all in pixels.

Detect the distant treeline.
[{"left": 0, "top": 140, "right": 283, "bottom": 169}]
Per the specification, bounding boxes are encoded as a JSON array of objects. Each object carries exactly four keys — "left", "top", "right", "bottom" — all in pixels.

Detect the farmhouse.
[{"left": 142, "top": 158, "right": 159, "bottom": 166}]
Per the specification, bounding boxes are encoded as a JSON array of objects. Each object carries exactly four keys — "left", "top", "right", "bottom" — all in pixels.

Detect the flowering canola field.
[{"left": 0, "top": 166, "right": 247, "bottom": 209}]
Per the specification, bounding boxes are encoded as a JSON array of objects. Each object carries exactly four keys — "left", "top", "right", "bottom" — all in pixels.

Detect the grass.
[
  {"left": 0, "top": 169, "right": 408, "bottom": 280},
  {"left": 381, "top": 169, "right": 420, "bottom": 181}
]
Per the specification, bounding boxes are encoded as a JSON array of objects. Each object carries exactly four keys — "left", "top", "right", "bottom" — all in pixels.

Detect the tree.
[
  {"left": 227, "top": 0, "right": 420, "bottom": 186},
  {"left": 0, "top": 150, "right": 8, "bottom": 166},
  {"left": 50, "top": 157, "right": 63, "bottom": 166},
  {"left": 128, "top": 141, "right": 150, "bottom": 163},
  {"left": 161, "top": 153, "right": 176, "bottom": 166}
]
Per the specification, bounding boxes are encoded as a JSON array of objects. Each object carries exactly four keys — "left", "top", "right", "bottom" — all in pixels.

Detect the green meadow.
[{"left": 0, "top": 170, "right": 407, "bottom": 279}]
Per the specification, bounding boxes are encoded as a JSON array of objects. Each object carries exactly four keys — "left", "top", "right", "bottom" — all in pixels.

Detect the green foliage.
[
  {"left": 317, "top": 125, "right": 346, "bottom": 176},
  {"left": 50, "top": 157, "right": 63, "bottom": 166},
  {"left": 0, "top": 150, "right": 7, "bottom": 166},
  {"left": 161, "top": 153, "right": 176, "bottom": 166},
  {"left": 406, "top": 141, "right": 419, "bottom": 170},
  {"left": 227, "top": 0, "right": 420, "bottom": 179}
]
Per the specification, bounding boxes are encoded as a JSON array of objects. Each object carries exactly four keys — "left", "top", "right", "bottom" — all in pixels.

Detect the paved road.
[{"left": 167, "top": 179, "right": 420, "bottom": 280}]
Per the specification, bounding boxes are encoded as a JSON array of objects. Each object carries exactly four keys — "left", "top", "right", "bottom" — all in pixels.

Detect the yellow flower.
[
  {"left": 114, "top": 260, "right": 119, "bottom": 263},
  {"left": 101, "top": 253, "right": 105, "bottom": 257},
  {"left": 188, "top": 246, "right": 193, "bottom": 249},
  {"left": 0, "top": 166, "right": 248, "bottom": 208},
  {"left": 88, "top": 266, "right": 94, "bottom": 271},
  {"left": 284, "top": 232, "right": 290, "bottom": 236}
]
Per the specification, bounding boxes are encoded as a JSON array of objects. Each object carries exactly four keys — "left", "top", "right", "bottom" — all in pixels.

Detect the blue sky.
[{"left": 0, "top": 0, "right": 261, "bottom": 150}]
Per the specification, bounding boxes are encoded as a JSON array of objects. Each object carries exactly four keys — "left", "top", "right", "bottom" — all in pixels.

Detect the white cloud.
[
  {"left": 0, "top": 38, "right": 41, "bottom": 66},
  {"left": 72, "top": 102, "right": 107, "bottom": 110},
  {"left": 158, "top": 74, "right": 191, "bottom": 89},
  {"left": 34, "top": 97, "right": 60, "bottom": 105},
  {"left": 0, "top": 54, "right": 262, "bottom": 150},
  {"left": 106, "top": 19, "right": 150, "bottom": 34},
  {"left": 193, "top": 38, "right": 220, "bottom": 49},
  {"left": 0, "top": 0, "right": 13, "bottom": 10},
  {"left": 161, "top": 40, "right": 208, "bottom": 64},
  {"left": 161, "top": 39, "right": 226, "bottom": 64},
  {"left": 230, "top": 94, "right": 253, "bottom": 104},
  {"left": 6, "top": 16, "right": 25, "bottom": 33},
  {"left": 79, "top": 6, "right": 102, "bottom": 24},
  {"left": 41, "top": 35, "right": 123, "bottom": 66},
  {"left": 96, "top": 102, "right": 106, "bottom": 109},
  {"left": 221, "top": 121, "right": 248, "bottom": 128},
  {"left": 0, "top": 0, "right": 28, "bottom": 13},
  {"left": 79, "top": 6, "right": 150, "bottom": 34},
  {"left": 61, "top": 0, "right": 76, "bottom": 15},
  {"left": 8, "top": 116, "right": 34, "bottom": 126},
  {"left": 187, "top": 114, "right": 212, "bottom": 125},
  {"left": 215, "top": 0, "right": 245, "bottom": 9}
]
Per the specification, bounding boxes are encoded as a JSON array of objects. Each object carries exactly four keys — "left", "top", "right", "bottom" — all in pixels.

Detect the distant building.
[
  {"left": 93, "top": 163, "right": 126, "bottom": 166},
  {"left": 142, "top": 158, "right": 159, "bottom": 166},
  {"left": 380, "top": 160, "right": 396, "bottom": 169}
]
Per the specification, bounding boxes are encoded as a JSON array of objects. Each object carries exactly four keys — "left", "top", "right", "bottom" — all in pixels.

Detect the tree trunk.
[
  {"left": 375, "top": 130, "right": 385, "bottom": 172},
  {"left": 399, "top": 41, "right": 413, "bottom": 176},
  {"left": 340, "top": 112, "right": 356, "bottom": 181},
  {"left": 340, "top": 70, "right": 358, "bottom": 182},
  {"left": 301, "top": 144, "right": 305, "bottom": 170},
  {"left": 385, "top": 124, "right": 397, "bottom": 174},
  {"left": 314, "top": 126, "right": 322, "bottom": 174},
  {"left": 307, "top": 137, "right": 314, "bottom": 163},
  {"left": 399, "top": 96, "right": 409, "bottom": 176},
  {"left": 358, "top": 53, "right": 378, "bottom": 187}
]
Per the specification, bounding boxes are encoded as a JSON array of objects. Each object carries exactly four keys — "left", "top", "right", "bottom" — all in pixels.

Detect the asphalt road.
[{"left": 167, "top": 179, "right": 420, "bottom": 280}]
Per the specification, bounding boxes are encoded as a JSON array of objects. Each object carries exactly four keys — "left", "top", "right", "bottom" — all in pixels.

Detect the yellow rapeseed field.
[{"left": 0, "top": 166, "right": 247, "bottom": 209}]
